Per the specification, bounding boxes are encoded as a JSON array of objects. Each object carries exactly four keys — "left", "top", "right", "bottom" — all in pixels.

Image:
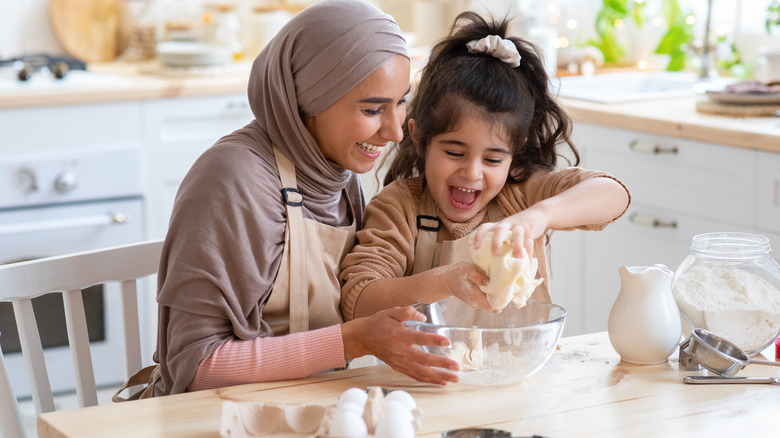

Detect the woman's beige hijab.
[
  {"left": 154, "top": 0, "right": 408, "bottom": 395},
  {"left": 248, "top": 0, "right": 409, "bottom": 205}
]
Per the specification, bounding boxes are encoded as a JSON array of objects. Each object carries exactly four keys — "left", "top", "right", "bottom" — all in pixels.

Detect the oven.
[{"left": 0, "top": 143, "right": 149, "bottom": 399}]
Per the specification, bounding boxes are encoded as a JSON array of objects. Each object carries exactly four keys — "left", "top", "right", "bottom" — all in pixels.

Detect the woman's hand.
[
  {"left": 427, "top": 262, "right": 495, "bottom": 312},
  {"left": 472, "top": 207, "right": 549, "bottom": 258},
  {"left": 341, "top": 306, "right": 459, "bottom": 385}
]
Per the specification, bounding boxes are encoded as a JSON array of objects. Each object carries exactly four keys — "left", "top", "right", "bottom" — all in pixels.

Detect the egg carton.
[{"left": 220, "top": 386, "right": 422, "bottom": 438}]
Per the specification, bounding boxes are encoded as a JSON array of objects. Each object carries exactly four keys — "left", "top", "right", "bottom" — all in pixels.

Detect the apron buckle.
[
  {"left": 417, "top": 215, "right": 441, "bottom": 232},
  {"left": 282, "top": 187, "right": 304, "bottom": 206}
]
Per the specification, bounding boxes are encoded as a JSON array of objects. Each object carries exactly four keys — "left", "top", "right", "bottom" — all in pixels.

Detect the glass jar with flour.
[{"left": 672, "top": 232, "right": 780, "bottom": 355}]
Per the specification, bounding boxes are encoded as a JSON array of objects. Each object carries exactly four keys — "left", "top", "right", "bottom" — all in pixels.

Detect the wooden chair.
[{"left": 0, "top": 239, "right": 163, "bottom": 438}]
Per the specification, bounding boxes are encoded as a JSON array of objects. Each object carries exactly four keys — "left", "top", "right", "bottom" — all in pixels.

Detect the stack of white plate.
[{"left": 156, "top": 42, "right": 233, "bottom": 67}]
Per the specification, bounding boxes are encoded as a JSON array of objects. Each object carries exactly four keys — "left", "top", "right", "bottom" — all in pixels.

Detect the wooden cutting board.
[{"left": 49, "top": 0, "right": 126, "bottom": 62}]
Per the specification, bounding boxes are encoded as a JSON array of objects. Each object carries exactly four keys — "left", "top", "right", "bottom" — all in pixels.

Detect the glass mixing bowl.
[
  {"left": 403, "top": 298, "right": 566, "bottom": 386},
  {"left": 672, "top": 232, "right": 780, "bottom": 355}
]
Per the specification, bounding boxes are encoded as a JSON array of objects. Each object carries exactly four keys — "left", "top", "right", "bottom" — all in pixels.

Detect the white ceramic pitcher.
[{"left": 608, "top": 264, "right": 682, "bottom": 364}]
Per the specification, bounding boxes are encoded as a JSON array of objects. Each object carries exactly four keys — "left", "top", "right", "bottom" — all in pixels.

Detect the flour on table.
[
  {"left": 469, "top": 231, "right": 543, "bottom": 311},
  {"left": 674, "top": 264, "right": 780, "bottom": 352}
]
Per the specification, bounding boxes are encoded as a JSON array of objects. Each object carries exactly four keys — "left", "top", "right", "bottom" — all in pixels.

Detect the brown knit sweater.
[{"left": 340, "top": 168, "right": 630, "bottom": 321}]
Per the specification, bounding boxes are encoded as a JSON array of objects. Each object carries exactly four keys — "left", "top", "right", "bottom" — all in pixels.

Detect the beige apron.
[
  {"left": 412, "top": 189, "right": 503, "bottom": 274},
  {"left": 113, "top": 145, "right": 356, "bottom": 402},
  {"left": 263, "top": 145, "right": 357, "bottom": 335}
]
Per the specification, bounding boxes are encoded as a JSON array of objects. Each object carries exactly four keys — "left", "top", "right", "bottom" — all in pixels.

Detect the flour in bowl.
[
  {"left": 447, "top": 340, "right": 548, "bottom": 386},
  {"left": 674, "top": 264, "right": 780, "bottom": 352}
]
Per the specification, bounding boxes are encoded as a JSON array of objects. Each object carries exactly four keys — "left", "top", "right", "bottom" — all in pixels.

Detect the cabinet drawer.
[
  {"left": 0, "top": 102, "right": 142, "bottom": 152},
  {"left": 143, "top": 94, "right": 253, "bottom": 158},
  {"left": 577, "top": 123, "right": 756, "bottom": 226}
]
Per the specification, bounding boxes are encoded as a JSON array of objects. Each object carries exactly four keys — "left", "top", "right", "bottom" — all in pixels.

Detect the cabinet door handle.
[
  {"left": 629, "top": 212, "right": 678, "bottom": 229},
  {"left": 629, "top": 140, "right": 678, "bottom": 155},
  {"left": 775, "top": 180, "right": 780, "bottom": 207},
  {"left": 0, "top": 212, "right": 130, "bottom": 236}
]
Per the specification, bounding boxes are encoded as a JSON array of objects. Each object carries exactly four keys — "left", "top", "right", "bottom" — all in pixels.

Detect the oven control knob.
[
  {"left": 14, "top": 167, "right": 38, "bottom": 194},
  {"left": 54, "top": 171, "right": 79, "bottom": 194}
]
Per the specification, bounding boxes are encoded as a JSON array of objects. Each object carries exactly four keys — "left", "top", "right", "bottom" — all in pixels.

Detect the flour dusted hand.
[{"left": 469, "top": 231, "right": 543, "bottom": 311}]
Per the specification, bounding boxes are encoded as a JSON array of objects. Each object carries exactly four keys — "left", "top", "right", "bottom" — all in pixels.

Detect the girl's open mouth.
[{"left": 449, "top": 186, "right": 480, "bottom": 209}]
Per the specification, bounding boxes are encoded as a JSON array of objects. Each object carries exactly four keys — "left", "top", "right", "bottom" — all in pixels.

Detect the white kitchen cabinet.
[
  {"left": 142, "top": 94, "right": 254, "bottom": 239},
  {"left": 548, "top": 230, "right": 585, "bottom": 336},
  {"left": 756, "top": 151, "right": 780, "bottom": 236},
  {"left": 0, "top": 101, "right": 143, "bottom": 153},
  {"left": 570, "top": 123, "right": 759, "bottom": 334}
]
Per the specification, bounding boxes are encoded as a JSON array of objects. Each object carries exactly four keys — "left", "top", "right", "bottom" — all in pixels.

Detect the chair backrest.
[{"left": 0, "top": 239, "right": 163, "bottom": 438}]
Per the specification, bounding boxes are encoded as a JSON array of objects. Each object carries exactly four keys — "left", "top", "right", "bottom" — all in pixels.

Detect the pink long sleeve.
[{"left": 187, "top": 325, "right": 346, "bottom": 391}]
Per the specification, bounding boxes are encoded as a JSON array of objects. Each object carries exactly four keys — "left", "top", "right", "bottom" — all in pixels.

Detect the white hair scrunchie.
[{"left": 466, "top": 35, "right": 521, "bottom": 67}]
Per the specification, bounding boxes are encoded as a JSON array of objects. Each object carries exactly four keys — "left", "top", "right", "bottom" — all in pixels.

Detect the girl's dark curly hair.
[{"left": 383, "top": 11, "right": 578, "bottom": 186}]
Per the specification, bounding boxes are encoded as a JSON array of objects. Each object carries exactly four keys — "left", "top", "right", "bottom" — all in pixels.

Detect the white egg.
[
  {"left": 328, "top": 411, "right": 368, "bottom": 437},
  {"left": 381, "top": 400, "right": 413, "bottom": 422},
  {"left": 334, "top": 400, "right": 364, "bottom": 417},
  {"left": 374, "top": 418, "right": 415, "bottom": 438},
  {"left": 384, "top": 390, "right": 417, "bottom": 410},
  {"left": 337, "top": 387, "right": 368, "bottom": 408}
]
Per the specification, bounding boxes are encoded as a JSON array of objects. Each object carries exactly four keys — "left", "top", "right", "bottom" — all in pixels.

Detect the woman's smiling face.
[
  {"left": 305, "top": 54, "right": 410, "bottom": 174},
  {"left": 417, "top": 108, "right": 512, "bottom": 223}
]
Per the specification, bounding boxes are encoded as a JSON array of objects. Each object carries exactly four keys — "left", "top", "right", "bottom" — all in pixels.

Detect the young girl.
[{"left": 340, "top": 12, "right": 631, "bottom": 321}]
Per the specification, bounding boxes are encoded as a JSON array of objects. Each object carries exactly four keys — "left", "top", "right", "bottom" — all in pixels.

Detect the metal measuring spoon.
[
  {"left": 688, "top": 328, "right": 780, "bottom": 377},
  {"left": 442, "top": 428, "right": 545, "bottom": 438},
  {"left": 684, "top": 375, "right": 780, "bottom": 384}
]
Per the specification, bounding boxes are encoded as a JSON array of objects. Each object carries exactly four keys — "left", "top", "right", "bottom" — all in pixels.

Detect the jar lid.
[{"left": 690, "top": 232, "right": 771, "bottom": 260}]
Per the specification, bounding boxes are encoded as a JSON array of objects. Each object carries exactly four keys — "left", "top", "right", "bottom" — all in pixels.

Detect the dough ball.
[{"left": 469, "top": 231, "right": 543, "bottom": 310}]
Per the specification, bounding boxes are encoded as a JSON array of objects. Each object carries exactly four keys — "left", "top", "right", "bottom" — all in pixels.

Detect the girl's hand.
[
  {"left": 472, "top": 208, "right": 549, "bottom": 258},
  {"left": 428, "top": 262, "right": 495, "bottom": 312},
  {"left": 341, "top": 306, "right": 459, "bottom": 385}
]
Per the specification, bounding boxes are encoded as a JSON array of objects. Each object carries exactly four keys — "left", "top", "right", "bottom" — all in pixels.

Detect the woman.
[{"left": 152, "top": 0, "right": 459, "bottom": 396}]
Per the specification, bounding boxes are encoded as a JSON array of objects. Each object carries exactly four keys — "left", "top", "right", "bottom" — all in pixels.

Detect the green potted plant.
[
  {"left": 590, "top": 0, "right": 693, "bottom": 71},
  {"left": 767, "top": 0, "right": 780, "bottom": 34}
]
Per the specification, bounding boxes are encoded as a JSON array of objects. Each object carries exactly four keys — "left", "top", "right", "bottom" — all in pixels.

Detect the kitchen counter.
[
  {"left": 38, "top": 332, "right": 780, "bottom": 437},
  {"left": 0, "top": 61, "right": 250, "bottom": 109},
  {"left": 561, "top": 96, "right": 780, "bottom": 153},
  {"left": 1, "top": 62, "right": 778, "bottom": 152}
]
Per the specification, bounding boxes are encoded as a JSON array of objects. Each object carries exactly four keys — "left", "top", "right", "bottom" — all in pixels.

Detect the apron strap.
[
  {"left": 413, "top": 191, "right": 505, "bottom": 275},
  {"left": 273, "top": 145, "right": 309, "bottom": 333},
  {"left": 412, "top": 190, "right": 441, "bottom": 275}
]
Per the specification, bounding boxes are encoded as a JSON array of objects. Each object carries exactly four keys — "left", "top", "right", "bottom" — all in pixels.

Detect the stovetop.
[
  {"left": 0, "top": 53, "right": 130, "bottom": 92},
  {"left": 0, "top": 53, "right": 86, "bottom": 80}
]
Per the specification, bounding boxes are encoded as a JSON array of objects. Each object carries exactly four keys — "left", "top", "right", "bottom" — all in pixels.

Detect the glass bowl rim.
[{"left": 403, "top": 299, "right": 567, "bottom": 332}]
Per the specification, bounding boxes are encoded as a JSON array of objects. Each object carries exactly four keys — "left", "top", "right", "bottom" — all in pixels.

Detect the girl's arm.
[
  {"left": 351, "top": 261, "right": 492, "bottom": 318},
  {"left": 474, "top": 176, "right": 630, "bottom": 258}
]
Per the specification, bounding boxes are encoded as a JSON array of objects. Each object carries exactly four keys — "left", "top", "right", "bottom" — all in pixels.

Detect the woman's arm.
[
  {"left": 188, "top": 307, "right": 460, "bottom": 390},
  {"left": 187, "top": 326, "right": 346, "bottom": 391},
  {"left": 341, "top": 306, "right": 459, "bottom": 385}
]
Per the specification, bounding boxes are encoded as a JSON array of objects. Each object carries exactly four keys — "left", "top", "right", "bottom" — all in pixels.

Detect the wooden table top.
[{"left": 38, "top": 332, "right": 780, "bottom": 438}]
